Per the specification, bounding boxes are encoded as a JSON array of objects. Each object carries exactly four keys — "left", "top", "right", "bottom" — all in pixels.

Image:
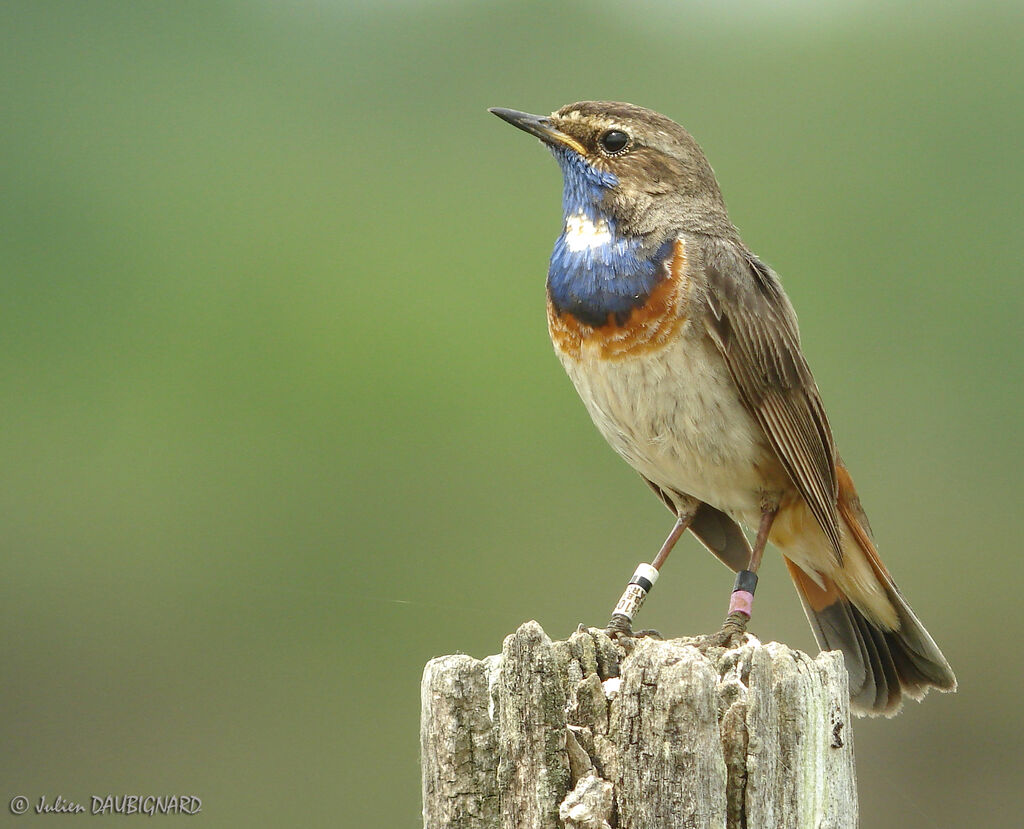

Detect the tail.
[{"left": 779, "top": 464, "right": 957, "bottom": 717}]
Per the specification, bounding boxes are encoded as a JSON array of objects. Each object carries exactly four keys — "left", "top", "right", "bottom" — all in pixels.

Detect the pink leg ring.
[{"left": 729, "top": 590, "right": 754, "bottom": 618}]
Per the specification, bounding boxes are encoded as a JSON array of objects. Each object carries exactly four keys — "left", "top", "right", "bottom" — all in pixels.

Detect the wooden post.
[{"left": 421, "top": 621, "right": 856, "bottom": 829}]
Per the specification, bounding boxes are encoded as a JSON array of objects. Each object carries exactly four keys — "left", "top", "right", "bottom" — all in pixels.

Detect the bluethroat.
[{"left": 490, "top": 101, "right": 955, "bottom": 716}]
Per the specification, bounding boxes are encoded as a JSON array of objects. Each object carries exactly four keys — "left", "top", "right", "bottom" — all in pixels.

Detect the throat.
[{"left": 548, "top": 212, "right": 672, "bottom": 328}]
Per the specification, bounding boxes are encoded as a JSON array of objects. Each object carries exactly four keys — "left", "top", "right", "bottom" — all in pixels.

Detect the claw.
[
  {"left": 689, "top": 612, "right": 750, "bottom": 654},
  {"left": 604, "top": 614, "right": 662, "bottom": 653},
  {"left": 605, "top": 626, "right": 663, "bottom": 641}
]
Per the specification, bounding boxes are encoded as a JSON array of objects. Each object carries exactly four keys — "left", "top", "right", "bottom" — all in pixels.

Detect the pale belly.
[{"left": 557, "top": 325, "right": 784, "bottom": 525}]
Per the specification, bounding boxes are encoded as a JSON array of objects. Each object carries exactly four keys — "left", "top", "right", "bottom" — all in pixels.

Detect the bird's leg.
[
  {"left": 695, "top": 508, "right": 777, "bottom": 651},
  {"left": 605, "top": 511, "right": 693, "bottom": 642}
]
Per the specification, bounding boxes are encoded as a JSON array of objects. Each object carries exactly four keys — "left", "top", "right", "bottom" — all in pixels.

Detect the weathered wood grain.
[{"left": 421, "top": 621, "right": 856, "bottom": 828}]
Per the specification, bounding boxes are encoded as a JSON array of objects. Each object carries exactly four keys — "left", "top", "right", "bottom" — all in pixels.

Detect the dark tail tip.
[{"left": 809, "top": 596, "right": 955, "bottom": 717}]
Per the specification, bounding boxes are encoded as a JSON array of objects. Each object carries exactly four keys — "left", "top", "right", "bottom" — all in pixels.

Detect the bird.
[{"left": 489, "top": 101, "right": 956, "bottom": 716}]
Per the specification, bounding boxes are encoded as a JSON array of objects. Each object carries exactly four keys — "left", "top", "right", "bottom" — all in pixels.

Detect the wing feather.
[{"left": 701, "top": 240, "right": 843, "bottom": 560}]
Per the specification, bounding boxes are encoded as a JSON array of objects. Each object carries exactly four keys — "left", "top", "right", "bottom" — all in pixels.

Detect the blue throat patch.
[{"left": 547, "top": 148, "right": 672, "bottom": 328}]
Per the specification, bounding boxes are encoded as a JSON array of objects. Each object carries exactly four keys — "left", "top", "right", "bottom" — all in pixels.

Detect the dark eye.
[{"left": 599, "top": 130, "right": 630, "bottom": 154}]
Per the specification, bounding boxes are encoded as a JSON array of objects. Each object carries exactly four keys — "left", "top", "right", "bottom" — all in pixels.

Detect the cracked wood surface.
[{"left": 421, "top": 621, "right": 856, "bottom": 829}]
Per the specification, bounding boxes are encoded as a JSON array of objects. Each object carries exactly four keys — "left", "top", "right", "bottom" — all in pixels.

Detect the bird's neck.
[
  {"left": 547, "top": 148, "right": 674, "bottom": 328},
  {"left": 547, "top": 212, "right": 673, "bottom": 328}
]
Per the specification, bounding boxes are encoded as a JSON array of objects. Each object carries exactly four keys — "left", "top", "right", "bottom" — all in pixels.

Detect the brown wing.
[{"left": 701, "top": 240, "right": 842, "bottom": 560}]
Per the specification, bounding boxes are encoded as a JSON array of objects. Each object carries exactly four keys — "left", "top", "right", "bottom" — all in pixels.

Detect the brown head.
[{"left": 490, "top": 101, "right": 736, "bottom": 244}]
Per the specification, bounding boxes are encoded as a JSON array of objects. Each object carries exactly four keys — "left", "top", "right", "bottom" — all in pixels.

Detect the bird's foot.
[
  {"left": 689, "top": 612, "right": 750, "bottom": 654},
  {"left": 601, "top": 614, "right": 661, "bottom": 652}
]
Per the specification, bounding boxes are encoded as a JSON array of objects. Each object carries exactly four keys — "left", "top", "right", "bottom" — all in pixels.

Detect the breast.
[
  {"left": 548, "top": 238, "right": 784, "bottom": 521},
  {"left": 546, "top": 213, "right": 675, "bottom": 330},
  {"left": 548, "top": 238, "right": 693, "bottom": 361}
]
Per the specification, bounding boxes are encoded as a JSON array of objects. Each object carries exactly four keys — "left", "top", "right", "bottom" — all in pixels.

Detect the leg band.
[
  {"left": 612, "top": 563, "right": 659, "bottom": 621},
  {"left": 729, "top": 570, "right": 758, "bottom": 618},
  {"left": 733, "top": 569, "right": 758, "bottom": 594},
  {"left": 728, "top": 590, "right": 754, "bottom": 618}
]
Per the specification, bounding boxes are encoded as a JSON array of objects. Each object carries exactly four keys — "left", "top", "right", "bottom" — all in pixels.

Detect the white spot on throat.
[{"left": 564, "top": 212, "right": 613, "bottom": 252}]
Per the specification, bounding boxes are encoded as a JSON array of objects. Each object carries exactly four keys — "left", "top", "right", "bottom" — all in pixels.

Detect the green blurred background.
[{"left": 2, "top": 1, "right": 1021, "bottom": 826}]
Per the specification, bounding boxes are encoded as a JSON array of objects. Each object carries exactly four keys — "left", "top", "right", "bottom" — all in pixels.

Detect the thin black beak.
[{"left": 488, "top": 107, "right": 586, "bottom": 154}]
